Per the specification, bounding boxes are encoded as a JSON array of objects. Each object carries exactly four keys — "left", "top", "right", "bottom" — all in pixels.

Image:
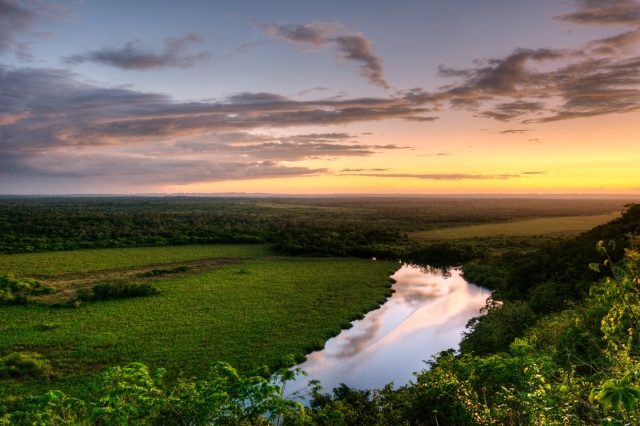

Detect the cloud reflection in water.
[{"left": 289, "top": 264, "right": 489, "bottom": 397}]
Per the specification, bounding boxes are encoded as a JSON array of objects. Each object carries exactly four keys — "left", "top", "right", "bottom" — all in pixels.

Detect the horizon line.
[{"left": 2, "top": 192, "right": 640, "bottom": 199}]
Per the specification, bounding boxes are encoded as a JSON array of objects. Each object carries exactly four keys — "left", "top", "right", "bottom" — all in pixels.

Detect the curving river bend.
[{"left": 288, "top": 264, "right": 489, "bottom": 397}]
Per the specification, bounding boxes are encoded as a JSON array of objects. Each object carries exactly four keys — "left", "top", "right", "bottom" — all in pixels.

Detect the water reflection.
[{"left": 288, "top": 264, "right": 489, "bottom": 397}]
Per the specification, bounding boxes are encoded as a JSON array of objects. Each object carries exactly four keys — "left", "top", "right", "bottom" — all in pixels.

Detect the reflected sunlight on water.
[{"left": 287, "top": 264, "right": 489, "bottom": 399}]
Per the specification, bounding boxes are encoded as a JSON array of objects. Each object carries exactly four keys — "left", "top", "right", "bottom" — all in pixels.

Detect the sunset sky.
[{"left": 1, "top": 0, "right": 640, "bottom": 195}]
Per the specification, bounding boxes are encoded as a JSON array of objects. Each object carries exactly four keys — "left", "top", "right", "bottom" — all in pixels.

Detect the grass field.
[
  {"left": 0, "top": 245, "right": 397, "bottom": 399},
  {"left": 409, "top": 212, "right": 620, "bottom": 240},
  {"left": 0, "top": 244, "right": 272, "bottom": 277}
]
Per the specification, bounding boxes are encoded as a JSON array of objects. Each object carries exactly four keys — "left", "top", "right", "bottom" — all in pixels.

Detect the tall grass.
[{"left": 0, "top": 250, "right": 396, "bottom": 400}]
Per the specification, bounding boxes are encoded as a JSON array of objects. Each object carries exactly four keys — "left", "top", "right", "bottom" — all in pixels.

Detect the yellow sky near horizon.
[{"left": 170, "top": 111, "right": 640, "bottom": 195}]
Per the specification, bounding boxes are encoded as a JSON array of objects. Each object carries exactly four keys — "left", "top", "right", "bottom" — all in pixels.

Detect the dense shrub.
[
  {"left": 404, "top": 241, "right": 479, "bottom": 267},
  {"left": 0, "top": 352, "right": 53, "bottom": 380},
  {"left": 0, "top": 273, "right": 54, "bottom": 305},
  {"left": 80, "top": 280, "right": 160, "bottom": 301},
  {"left": 140, "top": 265, "right": 190, "bottom": 277}
]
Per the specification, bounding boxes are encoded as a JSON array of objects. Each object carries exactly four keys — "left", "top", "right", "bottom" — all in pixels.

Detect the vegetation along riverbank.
[{"left": 1, "top": 196, "right": 640, "bottom": 424}]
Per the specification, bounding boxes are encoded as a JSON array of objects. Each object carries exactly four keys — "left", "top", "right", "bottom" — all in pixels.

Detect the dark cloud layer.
[
  {"left": 555, "top": 0, "right": 640, "bottom": 25},
  {"left": 586, "top": 28, "right": 640, "bottom": 54},
  {"left": 0, "top": 63, "right": 431, "bottom": 147},
  {"left": 0, "top": 0, "right": 67, "bottom": 53},
  {"left": 64, "top": 34, "right": 211, "bottom": 70},
  {"left": 333, "top": 35, "right": 389, "bottom": 89},
  {"left": 0, "top": 149, "right": 326, "bottom": 188},
  {"left": 0, "top": 65, "right": 422, "bottom": 187},
  {"left": 265, "top": 23, "right": 326, "bottom": 46},
  {"left": 432, "top": 35, "right": 640, "bottom": 122},
  {"left": 259, "top": 21, "right": 389, "bottom": 89},
  {"left": 438, "top": 48, "right": 565, "bottom": 99},
  {"left": 175, "top": 132, "right": 409, "bottom": 161},
  {"left": 499, "top": 129, "right": 534, "bottom": 134}
]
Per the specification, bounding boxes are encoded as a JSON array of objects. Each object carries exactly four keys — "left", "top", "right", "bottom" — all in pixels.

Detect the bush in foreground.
[
  {"left": 78, "top": 280, "right": 160, "bottom": 301},
  {"left": 4, "top": 356, "right": 306, "bottom": 426}
]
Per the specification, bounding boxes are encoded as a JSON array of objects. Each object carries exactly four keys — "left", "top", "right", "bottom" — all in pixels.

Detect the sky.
[{"left": 1, "top": 0, "right": 640, "bottom": 195}]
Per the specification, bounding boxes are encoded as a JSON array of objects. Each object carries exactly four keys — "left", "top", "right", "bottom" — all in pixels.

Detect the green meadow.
[
  {"left": 0, "top": 244, "right": 271, "bottom": 277},
  {"left": 409, "top": 212, "right": 620, "bottom": 240},
  {"left": 0, "top": 245, "right": 396, "bottom": 399}
]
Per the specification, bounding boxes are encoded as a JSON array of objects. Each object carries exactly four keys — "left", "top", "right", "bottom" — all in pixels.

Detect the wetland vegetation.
[{"left": 2, "top": 195, "right": 640, "bottom": 424}]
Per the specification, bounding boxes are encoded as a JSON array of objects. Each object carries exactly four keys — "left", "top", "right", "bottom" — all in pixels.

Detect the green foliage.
[
  {"left": 590, "top": 374, "right": 640, "bottom": 418},
  {"left": 140, "top": 266, "right": 190, "bottom": 277},
  {"left": 526, "top": 303, "right": 611, "bottom": 376},
  {"left": 0, "top": 273, "right": 54, "bottom": 305},
  {"left": 0, "top": 352, "right": 53, "bottom": 380},
  {"left": 460, "top": 299, "right": 537, "bottom": 355},
  {"left": 303, "top": 236, "right": 640, "bottom": 425},
  {"left": 82, "top": 280, "right": 160, "bottom": 301},
  {"left": 167, "top": 355, "right": 306, "bottom": 425},
  {"left": 460, "top": 203, "right": 640, "bottom": 357},
  {"left": 404, "top": 241, "right": 478, "bottom": 267},
  {"left": 5, "top": 356, "right": 306, "bottom": 426},
  {"left": 11, "top": 390, "right": 88, "bottom": 425},
  {"left": 589, "top": 237, "right": 640, "bottom": 357},
  {"left": 89, "top": 363, "right": 167, "bottom": 425},
  {"left": 412, "top": 212, "right": 621, "bottom": 240},
  {"left": 0, "top": 196, "right": 626, "bottom": 260},
  {"left": 36, "top": 322, "right": 62, "bottom": 331},
  {"left": 0, "top": 244, "right": 270, "bottom": 278},
  {"left": 308, "top": 382, "right": 415, "bottom": 426},
  {"left": 0, "top": 252, "right": 396, "bottom": 401},
  {"left": 584, "top": 236, "right": 640, "bottom": 424},
  {"left": 1, "top": 199, "right": 639, "bottom": 424}
]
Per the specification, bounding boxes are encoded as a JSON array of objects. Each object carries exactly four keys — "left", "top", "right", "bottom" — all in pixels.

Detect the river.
[{"left": 286, "top": 264, "right": 489, "bottom": 398}]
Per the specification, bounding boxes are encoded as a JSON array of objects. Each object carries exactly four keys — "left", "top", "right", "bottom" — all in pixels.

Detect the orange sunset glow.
[{"left": 1, "top": 1, "right": 639, "bottom": 195}]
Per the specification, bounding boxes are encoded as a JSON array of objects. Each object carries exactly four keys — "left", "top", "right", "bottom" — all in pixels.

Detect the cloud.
[
  {"left": 64, "top": 33, "right": 211, "bottom": 70},
  {"left": 174, "top": 132, "right": 409, "bottom": 161},
  {"left": 0, "top": 66, "right": 429, "bottom": 188},
  {"left": 554, "top": 0, "right": 640, "bottom": 25},
  {"left": 439, "top": 48, "right": 564, "bottom": 99},
  {"left": 6, "top": 0, "right": 640, "bottom": 191},
  {"left": 538, "top": 55, "right": 640, "bottom": 121},
  {"left": 341, "top": 168, "right": 389, "bottom": 172},
  {"left": 586, "top": 28, "right": 640, "bottom": 55},
  {"left": 177, "top": 140, "right": 407, "bottom": 161},
  {"left": 340, "top": 173, "right": 524, "bottom": 180},
  {"left": 0, "top": 150, "right": 326, "bottom": 188},
  {"left": 0, "top": 64, "right": 434, "bottom": 147},
  {"left": 254, "top": 21, "right": 343, "bottom": 47},
  {"left": 0, "top": 111, "right": 30, "bottom": 126},
  {"left": 499, "top": 128, "right": 534, "bottom": 134},
  {"left": 298, "top": 86, "right": 329, "bottom": 96},
  {"left": 0, "top": 0, "right": 69, "bottom": 53},
  {"left": 478, "top": 101, "right": 546, "bottom": 122},
  {"left": 333, "top": 35, "right": 389, "bottom": 89},
  {"left": 263, "top": 23, "right": 326, "bottom": 47},
  {"left": 432, "top": 32, "right": 640, "bottom": 122},
  {"left": 15, "top": 41, "right": 34, "bottom": 62},
  {"left": 403, "top": 116, "right": 439, "bottom": 122},
  {"left": 258, "top": 20, "right": 389, "bottom": 89},
  {"left": 224, "top": 92, "right": 289, "bottom": 104}
]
